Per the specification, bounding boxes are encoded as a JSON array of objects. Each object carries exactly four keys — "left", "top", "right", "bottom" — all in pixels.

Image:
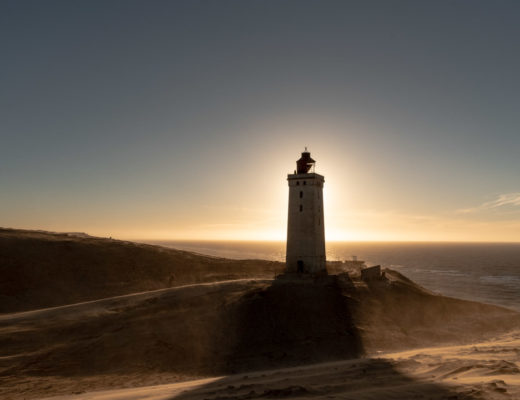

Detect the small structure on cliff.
[
  {"left": 285, "top": 149, "right": 326, "bottom": 274},
  {"left": 361, "top": 265, "right": 382, "bottom": 282},
  {"left": 327, "top": 256, "right": 367, "bottom": 275}
]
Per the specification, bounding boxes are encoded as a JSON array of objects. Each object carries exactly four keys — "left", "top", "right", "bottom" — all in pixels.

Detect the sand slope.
[
  {"left": 0, "top": 228, "right": 282, "bottom": 313},
  {"left": 39, "top": 331, "right": 520, "bottom": 400},
  {"left": 1, "top": 275, "right": 518, "bottom": 399},
  {"left": 1, "top": 229, "right": 519, "bottom": 399}
]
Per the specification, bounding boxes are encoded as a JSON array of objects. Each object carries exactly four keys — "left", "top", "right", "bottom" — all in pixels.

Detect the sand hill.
[
  {"left": 0, "top": 228, "right": 282, "bottom": 313},
  {"left": 0, "top": 229, "right": 519, "bottom": 399}
]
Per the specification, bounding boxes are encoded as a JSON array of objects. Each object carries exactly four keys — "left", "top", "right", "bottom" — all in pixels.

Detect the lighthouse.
[{"left": 286, "top": 149, "right": 326, "bottom": 274}]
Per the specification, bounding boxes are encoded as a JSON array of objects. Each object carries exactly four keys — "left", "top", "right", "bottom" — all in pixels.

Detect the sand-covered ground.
[
  {"left": 1, "top": 229, "right": 519, "bottom": 400},
  {"left": 1, "top": 275, "right": 518, "bottom": 399},
  {"left": 0, "top": 228, "right": 282, "bottom": 313},
  {"left": 38, "top": 330, "right": 520, "bottom": 400}
]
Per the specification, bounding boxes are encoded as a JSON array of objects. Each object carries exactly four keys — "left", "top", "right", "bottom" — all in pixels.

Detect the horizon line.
[
  {"left": 136, "top": 238, "right": 520, "bottom": 244},
  {"left": 3, "top": 227, "right": 519, "bottom": 244}
]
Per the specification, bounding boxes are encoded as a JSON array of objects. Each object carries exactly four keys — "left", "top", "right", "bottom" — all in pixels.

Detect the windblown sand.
[
  {"left": 1, "top": 276, "right": 518, "bottom": 399},
  {"left": 1, "top": 229, "right": 519, "bottom": 400},
  {"left": 35, "top": 330, "right": 520, "bottom": 400}
]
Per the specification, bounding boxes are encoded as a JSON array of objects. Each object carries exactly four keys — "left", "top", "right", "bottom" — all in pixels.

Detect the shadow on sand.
[
  {"left": 166, "top": 359, "right": 479, "bottom": 400},
  {"left": 207, "top": 274, "right": 363, "bottom": 374},
  {"left": 1, "top": 274, "right": 481, "bottom": 399},
  {"left": 168, "top": 274, "right": 479, "bottom": 400}
]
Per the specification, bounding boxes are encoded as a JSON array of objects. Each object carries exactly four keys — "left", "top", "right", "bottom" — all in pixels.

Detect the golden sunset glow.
[
  {"left": 3, "top": 2, "right": 519, "bottom": 244},
  {"left": 9, "top": 134, "right": 519, "bottom": 243}
]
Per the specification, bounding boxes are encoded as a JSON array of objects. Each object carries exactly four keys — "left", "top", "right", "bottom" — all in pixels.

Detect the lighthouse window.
[
  {"left": 299, "top": 205, "right": 303, "bottom": 212},
  {"left": 296, "top": 181, "right": 300, "bottom": 186},
  {"left": 299, "top": 191, "right": 303, "bottom": 198},
  {"left": 303, "top": 181, "right": 307, "bottom": 185}
]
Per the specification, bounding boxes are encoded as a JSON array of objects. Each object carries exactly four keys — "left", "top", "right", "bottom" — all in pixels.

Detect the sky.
[{"left": 1, "top": 0, "right": 519, "bottom": 242}]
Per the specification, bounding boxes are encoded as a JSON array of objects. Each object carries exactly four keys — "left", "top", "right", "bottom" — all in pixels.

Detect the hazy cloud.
[{"left": 458, "top": 193, "right": 520, "bottom": 214}]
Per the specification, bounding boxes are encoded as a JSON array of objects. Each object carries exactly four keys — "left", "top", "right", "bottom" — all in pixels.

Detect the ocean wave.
[
  {"left": 479, "top": 275, "right": 520, "bottom": 288},
  {"left": 424, "top": 269, "right": 470, "bottom": 277}
]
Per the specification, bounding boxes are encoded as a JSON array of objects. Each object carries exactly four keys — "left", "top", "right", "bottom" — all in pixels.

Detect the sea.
[{"left": 146, "top": 241, "right": 520, "bottom": 312}]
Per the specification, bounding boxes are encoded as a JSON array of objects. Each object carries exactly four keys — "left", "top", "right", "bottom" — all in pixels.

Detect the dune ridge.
[{"left": 0, "top": 228, "right": 282, "bottom": 313}]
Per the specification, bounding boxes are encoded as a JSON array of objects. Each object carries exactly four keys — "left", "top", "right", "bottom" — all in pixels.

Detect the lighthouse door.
[{"left": 297, "top": 260, "right": 304, "bottom": 273}]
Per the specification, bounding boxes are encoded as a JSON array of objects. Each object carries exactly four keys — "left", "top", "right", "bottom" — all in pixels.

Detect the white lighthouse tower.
[{"left": 286, "top": 149, "right": 326, "bottom": 274}]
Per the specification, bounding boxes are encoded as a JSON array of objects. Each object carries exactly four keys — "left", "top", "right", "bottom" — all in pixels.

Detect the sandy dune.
[
  {"left": 0, "top": 228, "right": 282, "bottom": 313},
  {"left": 40, "top": 331, "right": 520, "bottom": 400},
  {"left": 1, "top": 229, "right": 519, "bottom": 400},
  {"left": 2, "top": 275, "right": 518, "bottom": 399},
  {"left": 0, "top": 278, "right": 262, "bottom": 323}
]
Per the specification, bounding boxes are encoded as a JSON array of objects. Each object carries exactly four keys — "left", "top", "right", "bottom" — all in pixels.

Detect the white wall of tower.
[{"left": 286, "top": 173, "right": 326, "bottom": 273}]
